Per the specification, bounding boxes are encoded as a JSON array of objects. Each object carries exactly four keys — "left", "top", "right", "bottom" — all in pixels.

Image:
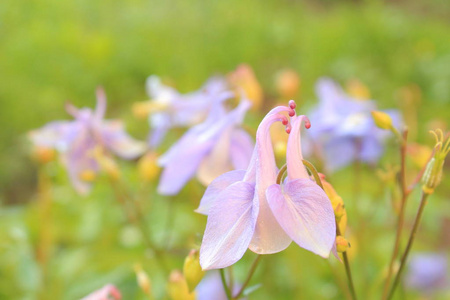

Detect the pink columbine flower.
[
  {"left": 29, "top": 88, "right": 146, "bottom": 195},
  {"left": 197, "top": 101, "right": 336, "bottom": 270},
  {"left": 266, "top": 114, "right": 336, "bottom": 258},
  {"left": 81, "top": 284, "right": 121, "bottom": 300},
  {"left": 157, "top": 96, "right": 254, "bottom": 196}
]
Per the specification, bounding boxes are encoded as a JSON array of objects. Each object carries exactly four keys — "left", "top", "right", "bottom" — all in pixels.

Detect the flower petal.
[
  {"left": 196, "top": 169, "right": 246, "bottom": 215},
  {"left": 230, "top": 128, "right": 254, "bottom": 170},
  {"left": 99, "top": 121, "right": 147, "bottom": 159},
  {"left": 158, "top": 140, "right": 213, "bottom": 195},
  {"left": 266, "top": 178, "right": 336, "bottom": 258},
  {"left": 200, "top": 181, "right": 257, "bottom": 270}
]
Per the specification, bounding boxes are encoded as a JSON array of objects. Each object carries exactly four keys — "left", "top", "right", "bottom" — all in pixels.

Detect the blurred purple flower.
[
  {"left": 29, "top": 88, "right": 146, "bottom": 195},
  {"left": 196, "top": 273, "right": 246, "bottom": 300},
  {"left": 198, "top": 102, "right": 335, "bottom": 270},
  {"left": 405, "top": 253, "right": 449, "bottom": 293},
  {"left": 157, "top": 95, "right": 253, "bottom": 196},
  {"left": 307, "top": 78, "right": 401, "bottom": 173},
  {"left": 81, "top": 284, "right": 121, "bottom": 300},
  {"left": 145, "top": 75, "right": 228, "bottom": 148}
]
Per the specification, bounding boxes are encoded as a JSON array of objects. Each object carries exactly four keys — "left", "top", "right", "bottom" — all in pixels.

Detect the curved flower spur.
[
  {"left": 198, "top": 100, "right": 336, "bottom": 270},
  {"left": 266, "top": 114, "right": 336, "bottom": 258}
]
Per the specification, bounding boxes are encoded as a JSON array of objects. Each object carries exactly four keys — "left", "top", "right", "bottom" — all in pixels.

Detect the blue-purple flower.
[
  {"left": 197, "top": 101, "right": 336, "bottom": 270},
  {"left": 307, "top": 78, "right": 401, "bottom": 173},
  {"left": 29, "top": 88, "right": 146, "bottom": 195},
  {"left": 157, "top": 95, "right": 254, "bottom": 196},
  {"left": 144, "top": 75, "right": 228, "bottom": 148},
  {"left": 405, "top": 253, "right": 449, "bottom": 293},
  {"left": 196, "top": 273, "right": 245, "bottom": 300}
]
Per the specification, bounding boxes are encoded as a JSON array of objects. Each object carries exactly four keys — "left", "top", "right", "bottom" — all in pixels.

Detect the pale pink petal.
[
  {"left": 99, "top": 121, "right": 146, "bottom": 159},
  {"left": 95, "top": 87, "right": 107, "bottom": 121},
  {"left": 197, "top": 128, "right": 233, "bottom": 186},
  {"left": 200, "top": 181, "right": 258, "bottom": 270},
  {"left": 158, "top": 140, "right": 213, "bottom": 195},
  {"left": 196, "top": 169, "right": 246, "bottom": 215},
  {"left": 266, "top": 178, "right": 336, "bottom": 258},
  {"left": 248, "top": 110, "right": 293, "bottom": 254},
  {"left": 230, "top": 128, "right": 254, "bottom": 170},
  {"left": 81, "top": 284, "right": 121, "bottom": 300}
]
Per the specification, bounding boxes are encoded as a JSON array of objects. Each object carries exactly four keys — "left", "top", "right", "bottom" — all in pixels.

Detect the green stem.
[
  {"left": 386, "top": 192, "right": 430, "bottom": 300},
  {"left": 382, "top": 129, "right": 408, "bottom": 300},
  {"left": 304, "top": 160, "right": 357, "bottom": 300},
  {"left": 232, "top": 255, "right": 262, "bottom": 299},
  {"left": 220, "top": 268, "right": 232, "bottom": 300},
  {"left": 109, "top": 179, "right": 169, "bottom": 272}
]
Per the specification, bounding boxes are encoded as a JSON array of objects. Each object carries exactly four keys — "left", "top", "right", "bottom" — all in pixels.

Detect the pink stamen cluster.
[{"left": 282, "top": 100, "right": 311, "bottom": 134}]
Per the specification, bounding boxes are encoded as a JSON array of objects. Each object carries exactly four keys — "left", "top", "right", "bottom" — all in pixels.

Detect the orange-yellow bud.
[
  {"left": 134, "top": 264, "right": 152, "bottom": 296},
  {"left": 371, "top": 111, "right": 393, "bottom": 130},
  {"left": 32, "top": 147, "right": 56, "bottom": 164},
  {"left": 346, "top": 79, "right": 370, "bottom": 100},
  {"left": 183, "top": 250, "right": 205, "bottom": 292},
  {"left": 336, "top": 236, "right": 350, "bottom": 253},
  {"left": 228, "top": 64, "right": 263, "bottom": 111},
  {"left": 275, "top": 69, "right": 300, "bottom": 99},
  {"left": 79, "top": 169, "right": 96, "bottom": 182},
  {"left": 138, "top": 152, "right": 160, "bottom": 182},
  {"left": 167, "top": 270, "right": 195, "bottom": 300}
]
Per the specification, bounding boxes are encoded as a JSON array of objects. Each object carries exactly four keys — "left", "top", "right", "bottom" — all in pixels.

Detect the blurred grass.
[
  {"left": 1, "top": 0, "right": 450, "bottom": 203},
  {"left": 1, "top": 0, "right": 450, "bottom": 299}
]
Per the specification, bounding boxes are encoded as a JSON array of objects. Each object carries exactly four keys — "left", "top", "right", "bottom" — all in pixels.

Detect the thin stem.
[
  {"left": 232, "top": 255, "right": 262, "bottom": 299},
  {"left": 164, "top": 196, "right": 176, "bottom": 249},
  {"left": 302, "top": 159, "right": 324, "bottom": 190},
  {"left": 386, "top": 192, "right": 430, "bottom": 300},
  {"left": 109, "top": 179, "right": 169, "bottom": 272},
  {"left": 228, "top": 265, "right": 235, "bottom": 295},
  {"left": 382, "top": 129, "right": 408, "bottom": 300},
  {"left": 276, "top": 164, "right": 287, "bottom": 185},
  {"left": 326, "top": 260, "right": 353, "bottom": 300},
  {"left": 36, "top": 166, "right": 52, "bottom": 299},
  {"left": 220, "top": 268, "right": 232, "bottom": 300},
  {"left": 306, "top": 161, "right": 357, "bottom": 300}
]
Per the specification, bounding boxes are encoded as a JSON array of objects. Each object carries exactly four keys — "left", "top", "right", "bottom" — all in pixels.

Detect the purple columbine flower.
[
  {"left": 29, "top": 88, "right": 146, "bottom": 195},
  {"left": 157, "top": 95, "right": 254, "bottom": 196},
  {"left": 405, "top": 253, "right": 449, "bottom": 293},
  {"left": 146, "top": 75, "right": 228, "bottom": 148},
  {"left": 307, "top": 78, "right": 401, "bottom": 173},
  {"left": 198, "top": 101, "right": 336, "bottom": 270}
]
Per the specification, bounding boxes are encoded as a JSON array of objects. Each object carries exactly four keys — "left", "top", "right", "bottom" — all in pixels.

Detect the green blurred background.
[
  {"left": 1, "top": 0, "right": 450, "bottom": 299},
  {"left": 2, "top": 0, "right": 450, "bottom": 204}
]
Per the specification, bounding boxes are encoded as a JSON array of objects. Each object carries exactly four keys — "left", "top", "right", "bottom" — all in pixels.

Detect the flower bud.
[
  {"left": 321, "top": 175, "right": 347, "bottom": 234},
  {"left": 138, "top": 152, "right": 160, "bottom": 182},
  {"left": 167, "top": 270, "right": 195, "bottom": 300},
  {"left": 183, "top": 249, "right": 205, "bottom": 292},
  {"left": 336, "top": 236, "right": 350, "bottom": 253},
  {"left": 79, "top": 169, "right": 97, "bottom": 182},
  {"left": 422, "top": 130, "right": 450, "bottom": 194},
  {"left": 134, "top": 264, "right": 152, "bottom": 296},
  {"left": 228, "top": 64, "right": 263, "bottom": 111},
  {"left": 346, "top": 79, "right": 370, "bottom": 100},
  {"left": 31, "top": 147, "right": 56, "bottom": 164},
  {"left": 275, "top": 69, "right": 300, "bottom": 100},
  {"left": 371, "top": 111, "right": 393, "bottom": 130}
]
